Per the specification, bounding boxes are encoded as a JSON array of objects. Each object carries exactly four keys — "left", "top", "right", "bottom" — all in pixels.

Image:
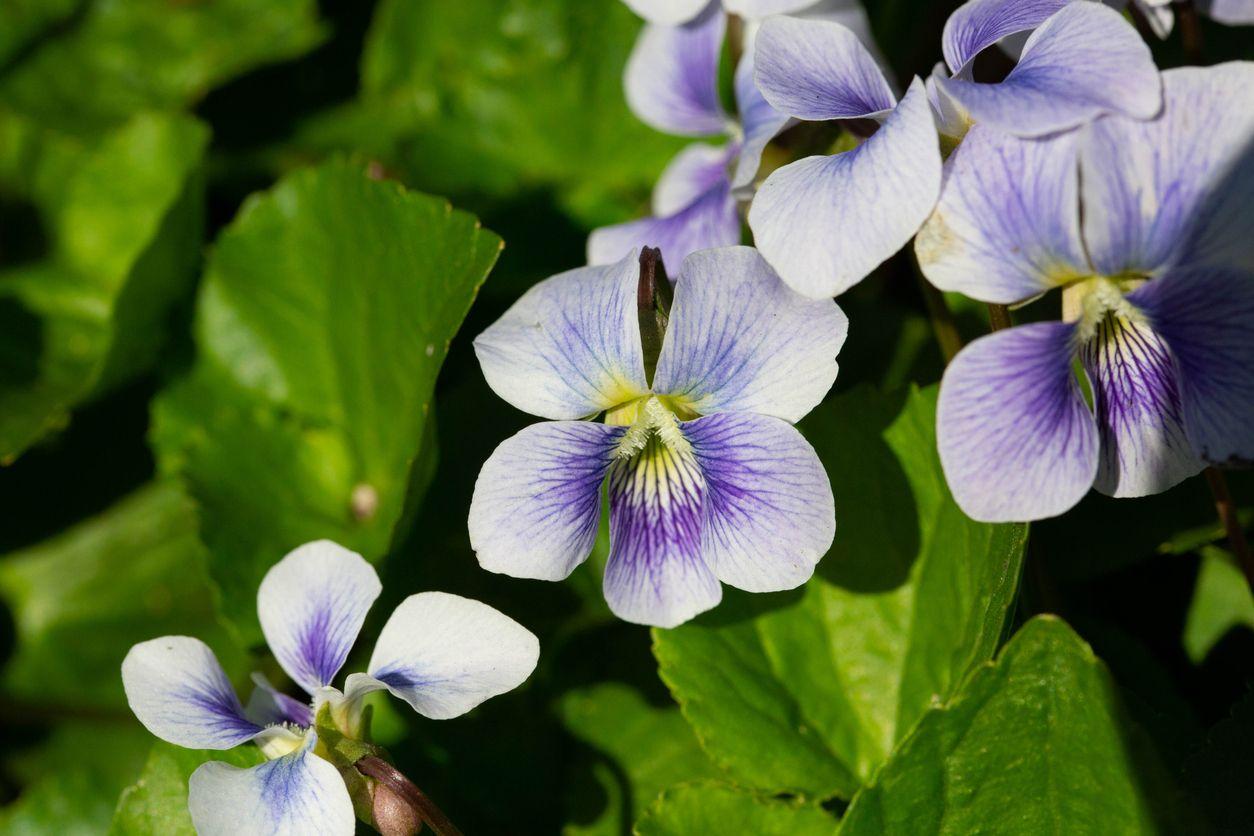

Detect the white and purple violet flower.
[
  {"left": 746, "top": 0, "right": 1161, "bottom": 298},
  {"left": 918, "top": 63, "right": 1254, "bottom": 522},
  {"left": 470, "top": 246, "right": 843, "bottom": 627},
  {"left": 121, "top": 540, "right": 539, "bottom": 834}
]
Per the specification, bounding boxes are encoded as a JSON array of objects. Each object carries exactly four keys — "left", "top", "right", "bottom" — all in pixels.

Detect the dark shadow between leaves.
[{"left": 0, "top": 296, "right": 43, "bottom": 388}]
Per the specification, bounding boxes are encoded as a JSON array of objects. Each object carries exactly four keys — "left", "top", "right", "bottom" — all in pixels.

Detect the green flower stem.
[
  {"left": 1204, "top": 467, "right": 1254, "bottom": 591},
  {"left": 913, "top": 263, "right": 963, "bottom": 364},
  {"left": 986, "top": 303, "right": 1013, "bottom": 332}
]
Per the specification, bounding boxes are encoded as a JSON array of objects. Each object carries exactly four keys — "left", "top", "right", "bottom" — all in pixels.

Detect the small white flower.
[{"left": 121, "top": 540, "right": 539, "bottom": 835}]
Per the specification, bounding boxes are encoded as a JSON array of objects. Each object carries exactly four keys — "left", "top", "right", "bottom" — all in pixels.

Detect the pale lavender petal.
[
  {"left": 749, "top": 79, "right": 941, "bottom": 298},
  {"left": 1081, "top": 317, "right": 1202, "bottom": 497},
  {"left": 187, "top": 740, "right": 354, "bottom": 836},
  {"left": 475, "top": 251, "right": 649, "bottom": 420},
  {"left": 122, "top": 637, "right": 260, "bottom": 750},
  {"left": 938, "top": 322, "right": 1100, "bottom": 522},
  {"left": 244, "top": 673, "right": 313, "bottom": 728},
  {"left": 942, "top": 0, "right": 1070, "bottom": 75},
  {"left": 731, "top": 49, "right": 791, "bottom": 193},
  {"left": 587, "top": 174, "right": 740, "bottom": 269},
  {"left": 1199, "top": 0, "right": 1254, "bottom": 24},
  {"left": 653, "top": 143, "right": 735, "bottom": 217},
  {"left": 687, "top": 412, "right": 834, "bottom": 591},
  {"left": 1080, "top": 63, "right": 1254, "bottom": 277},
  {"left": 915, "top": 124, "right": 1089, "bottom": 304},
  {"left": 361, "top": 592, "right": 540, "bottom": 720},
  {"left": 753, "top": 16, "right": 895, "bottom": 122},
  {"left": 926, "top": 65, "right": 972, "bottom": 141},
  {"left": 936, "top": 3, "right": 1161, "bottom": 137},
  {"left": 625, "top": 4, "right": 728, "bottom": 137},
  {"left": 257, "top": 540, "right": 381, "bottom": 695},
  {"left": 653, "top": 247, "right": 847, "bottom": 422},
  {"left": 1130, "top": 0, "right": 1175, "bottom": 38},
  {"left": 1131, "top": 267, "right": 1254, "bottom": 467},
  {"left": 604, "top": 436, "right": 720, "bottom": 627},
  {"left": 622, "top": 0, "right": 712, "bottom": 25},
  {"left": 470, "top": 421, "right": 623, "bottom": 581},
  {"left": 725, "top": 0, "right": 822, "bottom": 15}
]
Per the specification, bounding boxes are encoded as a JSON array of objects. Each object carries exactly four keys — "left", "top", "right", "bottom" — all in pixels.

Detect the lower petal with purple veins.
[
  {"left": 686, "top": 412, "right": 835, "bottom": 592},
  {"left": 1081, "top": 315, "right": 1202, "bottom": 497},
  {"left": 1131, "top": 267, "right": 1254, "bottom": 467},
  {"left": 605, "top": 435, "right": 721, "bottom": 628},
  {"left": 938, "top": 321, "right": 1100, "bottom": 522},
  {"left": 187, "top": 736, "right": 355, "bottom": 836}
]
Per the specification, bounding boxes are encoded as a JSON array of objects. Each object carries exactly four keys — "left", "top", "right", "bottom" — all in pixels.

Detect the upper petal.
[
  {"left": 653, "top": 246, "right": 847, "bottom": 422},
  {"left": 625, "top": 3, "right": 728, "bottom": 137},
  {"left": 687, "top": 412, "right": 834, "bottom": 591},
  {"left": 730, "top": 47, "right": 792, "bottom": 193},
  {"left": 587, "top": 166, "right": 740, "bottom": 269},
  {"left": 915, "top": 124, "right": 1089, "bottom": 304},
  {"left": 470, "top": 420, "right": 623, "bottom": 581},
  {"left": 942, "top": 0, "right": 1070, "bottom": 76},
  {"left": 653, "top": 143, "right": 736, "bottom": 217},
  {"left": 725, "top": 0, "right": 822, "bottom": 16},
  {"left": 1081, "top": 315, "right": 1202, "bottom": 497},
  {"left": 474, "top": 251, "right": 650, "bottom": 420},
  {"left": 604, "top": 436, "right": 721, "bottom": 627},
  {"left": 362, "top": 592, "right": 540, "bottom": 720},
  {"left": 257, "top": 540, "right": 381, "bottom": 695},
  {"left": 938, "top": 322, "right": 1100, "bottom": 522},
  {"left": 622, "top": 0, "right": 712, "bottom": 25},
  {"left": 187, "top": 740, "right": 355, "bottom": 836},
  {"left": 936, "top": 2, "right": 1161, "bottom": 137},
  {"left": 1130, "top": 267, "right": 1254, "bottom": 467},
  {"left": 753, "top": 16, "right": 895, "bottom": 122},
  {"left": 748, "top": 78, "right": 942, "bottom": 298},
  {"left": 122, "top": 636, "right": 261, "bottom": 750},
  {"left": 1079, "top": 63, "right": 1254, "bottom": 277}
]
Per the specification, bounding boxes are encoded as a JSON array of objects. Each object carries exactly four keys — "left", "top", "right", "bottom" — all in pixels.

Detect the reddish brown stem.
[
  {"left": 1204, "top": 468, "right": 1254, "bottom": 590},
  {"left": 986, "top": 303, "right": 1013, "bottom": 332},
  {"left": 356, "top": 756, "right": 463, "bottom": 836}
]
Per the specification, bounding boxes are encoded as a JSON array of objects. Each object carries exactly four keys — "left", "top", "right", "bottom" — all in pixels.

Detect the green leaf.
[
  {"left": 109, "top": 742, "right": 266, "bottom": 836},
  {"left": 0, "top": 0, "right": 78, "bottom": 66},
  {"left": 297, "top": 0, "right": 686, "bottom": 224},
  {"left": 0, "top": 481, "right": 246, "bottom": 710},
  {"left": 0, "top": 723, "right": 153, "bottom": 836},
  {"left": 839, "top": 616, "right": 1184, "bottom": 834},
  {"left": 152, "top": 159, "right": 501, "bottom": 639},
  {"left": 559, "top": 683, "right": 723, "bottom": 835},
  {"left": 0, "top": 0, "right": 325, "bottom": 133},
  {"left": 652, "top": 385, "right": 1027, "bottom": 799},
  {"left": 0, "top": 110, "right": 207, "bottom": 462},
  {"left": 1183, "top": 546, "right": 1254, "bottom": 664},
  {"left": 635, "top": 783, "right": 836, "bottom": 836}
]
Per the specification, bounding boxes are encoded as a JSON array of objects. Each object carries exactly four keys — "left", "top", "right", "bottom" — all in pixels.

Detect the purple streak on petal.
[
  {"left": 1130, "top": 267, "right": 1254, "bottom": 467},
  {"left": 1080, "top": 64, "right": 1254, "bottom": 277},
  {"left": 916, "top": 124, "right": 1088, "bottom": 304},
  {"left": 686, "top": 412, "right": 834, "bottom": 591},
  {"left": 654, "top": 247, "right": 846, "bottom": 423},
  {"left": 604, "top": 436, "right": 721, "bottom": 627},
  {"left": 749, "top": 79, "right": 941, "bottom": 298},
  {"left": 942, "top": 0, "right": 1070, "bottom": 75},
  {"left": 470, "top": 421, "right": 623, "bottom": 580},
  {"left": 122, "top": 637, "right": 262, "bottom": 750},
  {"left": 625, "top": 4, "right": 728, "bottom": 137},
  {"left": 937, "top": 3, "right": 1161, "bottom": 137},
  {"left": 245, "top": 673, "right": 314, "bottom": 728},
  {"left": 754, "top": 16, "right": 895, "bottom": 123},
  {"left": 731, "top": 49, "right": 791, "bottom": 193},
  {"left": 1081, "top": 315, "right": 1201, "bottom": 497},
  {"left": 938, "top": 321, "right": 1099, "bottom": 522},
  {"left": 258, "top": 542, "right": 381, "bottom": 695},
  {"left": 586, "top": 175, "right": 740, "bottom": 269},
  {"left": 475, "top": 251, "right": 649, "bottom": 420},
  {"left": 187, "top": 738, "right": 355, "bottom": 835}
]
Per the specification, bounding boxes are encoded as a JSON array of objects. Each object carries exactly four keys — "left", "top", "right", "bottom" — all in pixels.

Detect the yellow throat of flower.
[
  {"left": 1061, "top": 275, "right": 1148, "bottom": 342},
  {"left": 608, "top": 396, "right": 692, "bottom": 459}
]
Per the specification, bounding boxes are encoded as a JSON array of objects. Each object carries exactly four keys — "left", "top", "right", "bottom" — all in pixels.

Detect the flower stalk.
[
  {"left": 1204, "top": 467, "right": 1254, "bottom": 591},
  {"left": 356, "top": 756, "right": 464, "bottom": 836},
  {"left": 986, "top": 303, "right": 1012, "bottom": 332}
]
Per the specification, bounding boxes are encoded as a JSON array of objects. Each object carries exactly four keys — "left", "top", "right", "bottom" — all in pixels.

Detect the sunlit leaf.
[
  {"left": 635, "top": 783, "right": 836, "bottom": 836},
  {"left": 1183, "top": 546, "right": 1254, "bottom": 664}
]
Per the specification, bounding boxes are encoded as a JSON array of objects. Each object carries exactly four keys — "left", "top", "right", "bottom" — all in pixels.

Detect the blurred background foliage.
[{"left": 0, "top": 1, "right": 1251, "bottom": 833}]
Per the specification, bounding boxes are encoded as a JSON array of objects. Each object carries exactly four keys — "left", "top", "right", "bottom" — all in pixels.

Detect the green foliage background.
[{"left": 0, "top": 1, "right": 1251, "bottom": 833}]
